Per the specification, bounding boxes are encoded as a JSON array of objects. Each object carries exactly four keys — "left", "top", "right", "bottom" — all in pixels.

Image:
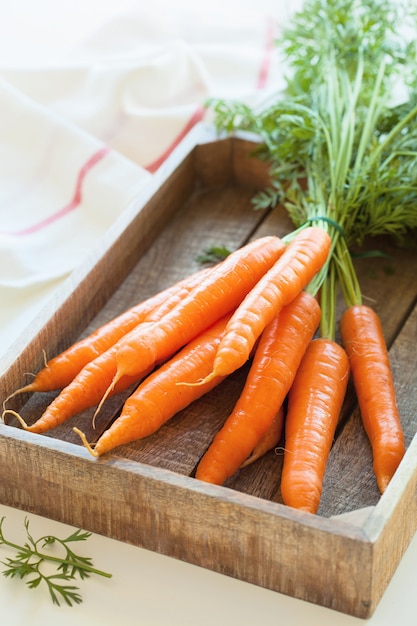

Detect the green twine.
[{"left": 303, "top": 215, "right": 346, "bottom": 237}]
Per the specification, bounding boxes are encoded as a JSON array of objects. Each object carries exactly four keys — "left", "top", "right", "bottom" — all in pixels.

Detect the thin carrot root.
[
  {"left": 1, "top": 409, "right": 31, "bottom": 430},
  {"left": 73, "top": 427, "right": 99, "bottom": 457},
  {"left": 177, "top": 373, "right": 217, "bottom": 388},
  {"left": 2, "top": 383, "right": 38, "bottom": 410},
  {"left": 92, "top": 376, "right": 118, "bottom": 428}
]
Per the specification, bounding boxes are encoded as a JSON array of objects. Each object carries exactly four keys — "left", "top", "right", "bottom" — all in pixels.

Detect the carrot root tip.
[
  {"left": 73, "top": 427, "right": 99, "bottom": 457},
  {"left": 2, "top": 384, "right": 37, "bottom": 411},
  {"left": 2, "top": 409, "right": 30, "bottom": 430},
  {"left": 92, "top": 376, "right": 119, "bottom": 428}
]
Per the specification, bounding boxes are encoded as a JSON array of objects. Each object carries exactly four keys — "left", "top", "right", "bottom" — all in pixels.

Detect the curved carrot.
[
  {"left": 201, "top": 226, "right": 331, "bottom": 383},
  {"left": 240, "top": 405, "right": 285, "bottom": 468},
  {"left": 75, "top": 315, "right": 232, "bottom": 457},
  {"left": 6, "top": 267, "right": 212, "bottom": 397},
  {"left": 280, "top": 338, "right": 350, "bottom": 514},
  {"left": 340, "top": 305, "right": 405, "bottom": 493},
  {"left": 195, "top": 290, "right": 321, "bottom": 485},
  {"left": 104, "top": 236, "right": 286, "bottom": 395}
]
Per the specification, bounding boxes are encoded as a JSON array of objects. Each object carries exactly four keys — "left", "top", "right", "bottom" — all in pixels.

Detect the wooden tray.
[{"left": 1, "top": 125, "right": 416, "bottom": 618}]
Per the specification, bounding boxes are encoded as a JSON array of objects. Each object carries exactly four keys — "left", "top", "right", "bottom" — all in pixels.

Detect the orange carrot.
[
  {"left": 75, "top": 315, "right": 232, "bottom": 457},
  {"left": 280, "top": 338, "right": 350, "bottom": 514},
  {"left": 240, "top": 405, "right": 284, "bottom": 468},
  {"left": 195, "top": 290, "right": 321, "bottom": 485},
  {"left": 3, "top": 238, "right": 284, "bottom": 434},
  {"left": 200, "top": 226, "right": 331, "bottom": 384},
  {"left": 340, "top": 304, "right": 405, "bottom": 493},
  {"left": 6, "top": 266, "right": 212, "bottom": 397},
  {"left": 2, "top": 339, "right": 153, "bottom": 434},
  {"left": 104, "top": 236, "right": 286, "bottom": 395}
]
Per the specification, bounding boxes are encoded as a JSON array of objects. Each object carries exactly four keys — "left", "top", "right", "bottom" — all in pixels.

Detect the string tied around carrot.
[{"left": 302, "top": 215, "right": 346, "bottom": 238}]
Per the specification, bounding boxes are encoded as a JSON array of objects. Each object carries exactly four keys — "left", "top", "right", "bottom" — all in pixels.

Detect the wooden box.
[{"left": 1, "top": 125, "right": 416, "bottom": 619}]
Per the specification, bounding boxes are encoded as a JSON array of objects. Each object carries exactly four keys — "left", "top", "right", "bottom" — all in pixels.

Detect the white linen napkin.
[{"left": 0, "top": 0, "right": 297, "bottom": 360}]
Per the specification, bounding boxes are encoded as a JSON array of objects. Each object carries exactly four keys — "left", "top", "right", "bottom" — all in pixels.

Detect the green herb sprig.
[{"left": 0, "top": 516, "right": 112, "bottom": 607}]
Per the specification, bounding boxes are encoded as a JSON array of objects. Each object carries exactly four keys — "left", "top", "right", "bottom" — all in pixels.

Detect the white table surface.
[
  {"left": 1, "top": 1, "right": 415, "bottom": 624},
  {"left": 0, "top": 502, "right": 416, "bottom": 626}
]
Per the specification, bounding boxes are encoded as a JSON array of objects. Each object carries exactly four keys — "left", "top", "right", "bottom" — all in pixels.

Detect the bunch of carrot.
[
  {"left": 204, "top": 0, "right": 413, "bottom": 511},
  {"left": 2, "top": 218, "right": 405, "bottom": 515}
]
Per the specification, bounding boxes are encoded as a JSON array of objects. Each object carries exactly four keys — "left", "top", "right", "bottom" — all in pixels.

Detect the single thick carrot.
[
  {"left": 200, "top": 226, "right": 331, "bottom": 384},
  {"left": 280, "top": 338, "right": 350, "bottom": 514},
  {"left": 340, "top": 304, "right": 405, "bottom": 493},
  {"left": 5, "top": 267, "right": 212, "bottom": 397},
  {"left": 195, "top": 290, "right": 321, "bottom": 485},
  {"left": 104, "top": 236, "right": 286, "bottom": 395},
  {"left": 75, "top": 315, "right": 232, "bottom": 457}
]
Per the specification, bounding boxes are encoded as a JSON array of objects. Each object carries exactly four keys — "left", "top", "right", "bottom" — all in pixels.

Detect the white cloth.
[{"left": 0, "top": 0, "right": 299, "bottom": 359}]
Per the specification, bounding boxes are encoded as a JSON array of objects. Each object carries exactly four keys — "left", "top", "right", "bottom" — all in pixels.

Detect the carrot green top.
[{"left": 209, "top": 0, "right": 417, "bottom": 340}]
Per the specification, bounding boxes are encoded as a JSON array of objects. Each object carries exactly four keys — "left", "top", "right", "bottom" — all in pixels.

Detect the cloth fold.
[{"left": 0, "top": 1, "right": 293, "bottom": 359}]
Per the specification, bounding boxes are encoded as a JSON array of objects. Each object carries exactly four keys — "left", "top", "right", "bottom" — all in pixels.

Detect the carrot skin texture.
[
  {"left": 207, "top": 226, "right": 331, "bottom": 380},
  {"left": 195, "top": 291, "right": 321, "bottom": 485},
  {"left": 240, "top": 405, "right": 285, "bottom": 468},
  {"left": 92, "top": 315, "right": 231, "bottom": 456},
  {"left": 280, "top": 338, "right": 350, "bottom": 514},
  {"left": 16, "top": 267, "right": 212, "bottom": 394},
  {"left": 340, "top": 305, "right": 405, "bottom": 493},
  {"left": 112, "top": 236, "right": 286, "bottom": 381}
]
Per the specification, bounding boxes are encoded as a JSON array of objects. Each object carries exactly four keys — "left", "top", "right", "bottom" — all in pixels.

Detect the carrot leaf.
[
  {"left": 0, "top": 516, "right": 111, "bottom": 607},
  {"left": 208, "top": 0, "right": 417, "bottom": 338}
]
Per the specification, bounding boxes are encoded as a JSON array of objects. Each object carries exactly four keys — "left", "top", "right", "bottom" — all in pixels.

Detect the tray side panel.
[
  {"left": 364, "top": 434, "right": 417, "bottom": 610},
  {"left": 0, "top": 426, "right": 374, "bottom": 618}
]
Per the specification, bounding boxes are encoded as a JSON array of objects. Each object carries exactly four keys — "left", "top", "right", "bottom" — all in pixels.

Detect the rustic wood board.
[{"left": 0, "top": 125, "right": 416, "bottom": 618}]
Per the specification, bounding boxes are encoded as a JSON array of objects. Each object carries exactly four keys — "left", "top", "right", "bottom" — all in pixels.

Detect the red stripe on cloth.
[
  {"left": 257, "top": 17, "right": 276, "bottom": 90},
  {"left": 145, "top": 19, "right": 276, "bottom": 175},
  {"left": 2, "top": 146, "right": 110, "bottom": 237},
  {"left": 144, "top": 106, "right": 206, "bottom": 173}
]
